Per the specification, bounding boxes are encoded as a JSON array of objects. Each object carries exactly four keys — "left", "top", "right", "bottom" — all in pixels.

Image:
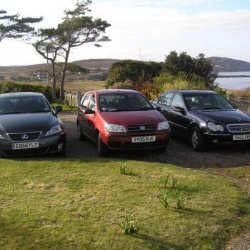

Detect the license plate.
[
  {"left": 132, "top": 136, "right": 156, "bottom": 143},
  {"left": 233, "top": 134, "right": 250, "bottom": 141},
  {"left": 12, "top": 142, "right": 39, "bottom": 150}
]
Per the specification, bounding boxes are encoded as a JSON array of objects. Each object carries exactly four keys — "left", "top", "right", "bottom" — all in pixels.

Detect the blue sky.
[{"left": 0, "top": 0, "right": 249, "bottom": 66}]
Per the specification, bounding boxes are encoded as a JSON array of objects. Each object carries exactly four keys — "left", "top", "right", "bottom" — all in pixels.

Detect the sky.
[{"left": 0, "top": 0, "right": 250, "bottom": 66}]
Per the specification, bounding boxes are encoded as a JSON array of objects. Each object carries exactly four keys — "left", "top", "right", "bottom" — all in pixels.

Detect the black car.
[
  {"left": 153, "top": 90, "right": 250, "bottom": 151},
  {"left": 0, "top": 92, "right": 66, "bottom": 157}
]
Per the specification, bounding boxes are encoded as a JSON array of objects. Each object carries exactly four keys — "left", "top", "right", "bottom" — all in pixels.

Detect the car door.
[
  {"left": 84, "top": 94, "right": 96, "bottom": 141},
  {"left": 78, "top": 92, "right": 93, "bottom": 138},
  {"left": 169, "top": 93, "right": 191, "bottom": 136},
  {"left": 155, "top": 92, "right": 174, "bottom": 121}
]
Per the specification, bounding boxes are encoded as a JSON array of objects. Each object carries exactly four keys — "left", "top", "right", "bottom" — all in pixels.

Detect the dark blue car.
[
  {"left": 0, "top": 92, "right": 66, "bottom": 157},
  {"left": 153, "top": 90, "right": 250, "bottom": 151}
]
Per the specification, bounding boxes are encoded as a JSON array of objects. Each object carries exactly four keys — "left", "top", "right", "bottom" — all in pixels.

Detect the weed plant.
[
  {"left": 119, "top": 217, "right": 138, "bottom": 234},
  {"left": 120, "top": 163, "right": 132, "bottom": 175}
]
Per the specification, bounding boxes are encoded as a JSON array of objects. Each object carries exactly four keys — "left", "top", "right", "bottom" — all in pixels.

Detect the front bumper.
[
  {"left": 102, "top": 130, "right": 171, "bottom": 151},
  {"left": 0, "top": 133, "right": 66, "bottom": 157},
  {"left": 203, "top": 132, "right": 250, "bottom": 145}
]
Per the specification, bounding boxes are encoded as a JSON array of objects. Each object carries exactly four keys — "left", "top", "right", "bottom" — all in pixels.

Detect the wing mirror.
[
  {"left": 174, "top": 106, "right": 186, "bottom": 114},
  {"left": 85, "top": 108, "right": 95, "bottom": 114},
  {"left": 53, "top": 105, "right": 62, "bottom": 114}
]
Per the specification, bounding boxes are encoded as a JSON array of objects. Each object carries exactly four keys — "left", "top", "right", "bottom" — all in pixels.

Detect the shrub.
[{"left": 0, "top": 81, "right": 59, "bottom": 102}]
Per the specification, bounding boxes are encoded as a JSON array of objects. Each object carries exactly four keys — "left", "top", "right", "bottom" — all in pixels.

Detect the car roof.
[
  {"left": 86, "top": 89, "right": 139, "bottom": 95},
  {"left": 0, "top": 92, "right": 45, "bottom": 98},
  {"left": 165, "top": 90, "right": 216, "bottom": 95}
]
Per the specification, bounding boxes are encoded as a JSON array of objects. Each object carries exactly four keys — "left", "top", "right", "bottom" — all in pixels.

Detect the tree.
[
  {"left": 194, "top": 53, "right": 218, "bottom": 89},
  {"left": 164, "top": 51, "right": 218, "bottom": 89},
  {"left": 34, "top": 0, "right": 111, "bottom": 102},
  {"left": 0, "top": 10, "right": 42, "bottom": 42},
  {"left": 106, "top": 60, "right": 162, "bottom": 88}
]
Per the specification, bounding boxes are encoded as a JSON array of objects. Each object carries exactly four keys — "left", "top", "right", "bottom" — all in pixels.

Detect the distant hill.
[
  {"left": 1, "top": 57, "right": 250, "bottom": 79},
  {"left": 209, "top": 57, "right": 250, "bottom": 72},
  {"left": 73, "top": 59, "right": 120, "bottom": 70}
]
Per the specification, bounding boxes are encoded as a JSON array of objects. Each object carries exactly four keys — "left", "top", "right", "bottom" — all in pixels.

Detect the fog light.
[{"left": 58, "top": 143, "right": 63, "bottom": 149}]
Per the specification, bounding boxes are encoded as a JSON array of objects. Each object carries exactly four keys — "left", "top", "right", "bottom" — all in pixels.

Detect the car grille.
[
  {"left": 127, "top": 124, "right": 156, "bottom": 133},
  {"left": 227, "top": 124, "right": 250, "bottom": 133},
  {"left": 7, "top": 132, "right": 41, "bottom": 142}
]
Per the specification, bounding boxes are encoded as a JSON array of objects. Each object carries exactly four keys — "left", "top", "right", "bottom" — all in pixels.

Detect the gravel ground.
[
  {"left": 60, "top": 111, "right": 250, "bottom": 250},
  {"left": 61, "top": 112, "right": 250, "bottom": 168}
]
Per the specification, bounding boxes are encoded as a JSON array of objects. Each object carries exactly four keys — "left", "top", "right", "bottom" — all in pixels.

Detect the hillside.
[
  {"left": 1, "top": 57, "right": 250, "bottom": 80},
  {"left": 209, "top": 57, "right": 250, "bottom": 72}
]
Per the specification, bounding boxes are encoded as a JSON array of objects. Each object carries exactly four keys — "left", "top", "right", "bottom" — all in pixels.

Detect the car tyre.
[
  {"left": 97, "top": 132, "right": 109, "bottom": 157},
  {"left": 77, "top": 123, "right": 85, "bottom": 141},
  {"left": 191, "top": 126, "right": 205, "bottom": 151}
]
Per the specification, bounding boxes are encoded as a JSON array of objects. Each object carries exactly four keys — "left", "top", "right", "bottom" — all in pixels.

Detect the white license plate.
[
  {"left": 233, "top": 134, "right": 250, "bottom": 141},
  {"left": 132, "top": 136, "right": 156, "bottom": 143},
  {"left": 12, "top": 142, "right": 39, "bottom": 150}
]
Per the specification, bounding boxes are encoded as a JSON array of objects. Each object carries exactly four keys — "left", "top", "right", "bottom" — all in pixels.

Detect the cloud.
[{"left": 0, "top": 0, "right": 249, "bottom": 65}]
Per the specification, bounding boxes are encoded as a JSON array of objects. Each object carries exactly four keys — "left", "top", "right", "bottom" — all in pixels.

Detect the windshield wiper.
[
  {"left": 0, "top": 111, "right": 23, "bottom": 114},
  {"left": 138, "top": 107, "right": 154, "bottom": 111}
]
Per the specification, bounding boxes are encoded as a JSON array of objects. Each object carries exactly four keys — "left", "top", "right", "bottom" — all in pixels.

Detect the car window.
[
  {"left": 81, "top": 93, "right": 92, "bottom": 108},
  {"left": 160, "top": 92, "right": 173, "bottom": 107},
  {"left": 213, "top": 94, "right": 234, "bottom": 109},
  {"left": 183, "top": 93, "right": 234, "bottom": 110},
  {"left": 89, "top": 95, "right": 95, "bottom": 110},
  {"left": 0, "top": 96, "right": 50, "bottom": 114},
  {"left": 99, "top": 93, "right": 153, "bottom": 112},
  {"left": 171, "top": 94, "right": 185, "bottom": 109}
]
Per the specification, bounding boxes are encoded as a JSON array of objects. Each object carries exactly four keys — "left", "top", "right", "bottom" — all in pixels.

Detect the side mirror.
[
  {"left": 54, "top": 105, "right": 62, "bottom": 114},
  {"left": 232, "top": 103, "right": 238, "bottom": 109},
  {"left": 155, "top": 106, "right": 162, "bottom": 111},
  {"left": 85, "top": 108, "right": 95, "bottom": 114},
  {"left": 173, "top": 106, "right": 186, "bottom": 114}
]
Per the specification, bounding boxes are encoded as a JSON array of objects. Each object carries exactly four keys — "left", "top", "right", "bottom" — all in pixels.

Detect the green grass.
[
  {"left": 0, "top": 159, "right": 249, "bottom": 250},
  {"left": 64, "top": 80, "right": 105, "bottom": 93}
]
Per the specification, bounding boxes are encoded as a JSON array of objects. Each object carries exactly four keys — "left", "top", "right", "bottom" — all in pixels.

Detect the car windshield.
[
  {"left": 0, "top": 96, "right": 51, "bottom": 114},
  {"left": 99, "top": 93, "right": 154, "bottom": 112},
  {"left": 183, "top": 93, "right": 234, "bottom": 110}
]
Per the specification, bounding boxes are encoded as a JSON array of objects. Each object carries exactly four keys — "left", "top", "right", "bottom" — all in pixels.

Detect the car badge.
[
  {"left": 21, "top": 134, "right": 29, "bottom": 140},
  {"left": 140, "top": 126, "right": 146, "bottom": 130}
]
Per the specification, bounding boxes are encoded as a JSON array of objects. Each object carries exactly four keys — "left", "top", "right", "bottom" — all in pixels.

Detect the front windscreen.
[
  {"left": 99, "top": 93, "right": 154, "bottom": 112},
  {"left": 183, "top": 93, "right": 234, "bottom": 110},
  {"left": 0, "top": 96, "right": 51, "bottom": 114}
]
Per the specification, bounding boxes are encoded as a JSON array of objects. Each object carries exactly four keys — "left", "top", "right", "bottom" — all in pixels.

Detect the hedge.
[{"left": 0, "top": 82, "right": 59, "bottom": 102}]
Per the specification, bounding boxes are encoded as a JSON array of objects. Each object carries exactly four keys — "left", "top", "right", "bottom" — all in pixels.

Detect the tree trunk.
[
  {"left": 59, "top": 48, "right": 70, "bottom": 103},
  {"left": 51, "top": 61, "right": 58, "bottom": 102}
]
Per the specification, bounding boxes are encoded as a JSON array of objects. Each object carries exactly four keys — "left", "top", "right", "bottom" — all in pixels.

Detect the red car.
[{"left": 76, "top": 89, "right": 171, "bottom": 156}]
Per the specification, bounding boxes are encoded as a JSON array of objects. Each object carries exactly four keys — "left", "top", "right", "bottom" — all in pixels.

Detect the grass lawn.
[
  {"left": 64, "top": 80, "right": 105, "bottom": 93},
  {"left": 0, "top": 158, "right": 249, "bottom": 250}
]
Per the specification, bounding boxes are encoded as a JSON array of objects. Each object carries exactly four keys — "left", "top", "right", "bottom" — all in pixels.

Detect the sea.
[{"left": 215, "top": 71, "right": 250, "bottom": 90}]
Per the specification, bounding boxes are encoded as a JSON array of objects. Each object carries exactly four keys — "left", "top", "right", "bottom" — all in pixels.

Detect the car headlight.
[
  {"left": 44, "top": 125, "right": 63, "bottom": 137},
  {"left": 207, "top": 122, "right": 224, "bottom": 132},
  {"left": 0, "top": 134, "right": 5, "bottom": 140},
  {"left": 105, "top": 124, "right": 126, "bottom": 133},
  {"left": 158, "top": 121, "right": 170, "bottom": 130}
]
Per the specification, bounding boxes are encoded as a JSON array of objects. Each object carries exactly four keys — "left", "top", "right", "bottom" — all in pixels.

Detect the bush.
[{"left": 0, "top": 81, "right": 59, "bottom": 102}]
